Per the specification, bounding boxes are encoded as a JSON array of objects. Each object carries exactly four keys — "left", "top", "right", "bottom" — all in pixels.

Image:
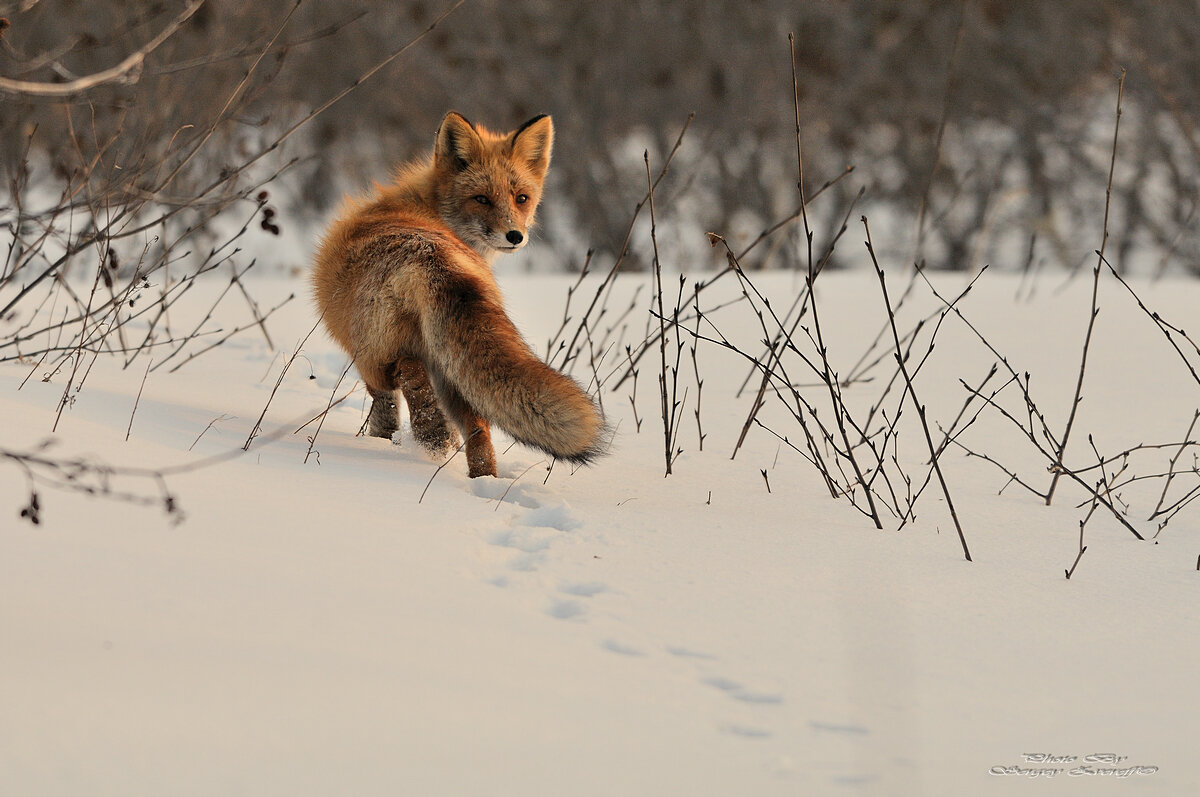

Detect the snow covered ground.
[{"left": 2, "top": 263, "right": 1198, "bottom": 796}]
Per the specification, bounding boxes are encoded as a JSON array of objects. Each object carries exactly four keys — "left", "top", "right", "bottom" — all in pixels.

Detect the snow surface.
[{"left": 2, "top": 264, "right": 1198, "bottom": 796}]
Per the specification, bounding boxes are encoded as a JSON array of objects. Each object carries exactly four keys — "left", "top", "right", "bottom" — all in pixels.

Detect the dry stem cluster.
[{"left": 542, "top": 65, "right": 1199, "bottom": 573}]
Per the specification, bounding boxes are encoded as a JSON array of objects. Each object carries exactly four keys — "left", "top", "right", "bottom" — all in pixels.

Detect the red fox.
[{"left": 312, "top": 111, "right": 606, "bottom": 477}]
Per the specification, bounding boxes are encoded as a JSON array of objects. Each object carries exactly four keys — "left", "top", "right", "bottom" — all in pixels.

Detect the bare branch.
[{"left": 0, "top": 0, "right": 206, "bottom": 97}]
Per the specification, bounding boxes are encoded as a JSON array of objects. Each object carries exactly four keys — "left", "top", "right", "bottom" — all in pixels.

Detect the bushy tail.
[{"left": 419, "top": 274, "right": 607, "bottom": 464}]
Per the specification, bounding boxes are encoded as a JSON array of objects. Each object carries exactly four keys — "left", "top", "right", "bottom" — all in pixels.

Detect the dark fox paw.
[
  {"left": 409, "top": 403, "right": 459, "bottom": 459},
  {"left": 415, "top": 424, "right": 461, "bottom": 460},
  {"left": 366, "top": 395, "right": 399, "bottom": 440}
]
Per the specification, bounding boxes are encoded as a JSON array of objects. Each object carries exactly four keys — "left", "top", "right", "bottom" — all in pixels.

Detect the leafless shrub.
[
  {"left": 526, "top": 34, "right": 1200, "bottom": 571},
  {"left": 4, "top": 438, "right": 183, "bottom": 526},
  {"left": 0, "top": 0, "right": 462, "bottom": 520},
  {"left": 5, "top": 2, "right": 1198, "bottom": 272}
]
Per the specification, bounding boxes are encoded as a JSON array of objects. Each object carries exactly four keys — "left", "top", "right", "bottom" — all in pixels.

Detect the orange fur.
[{"left": 312, "top": 112, "right": 606, "bottom": 477}]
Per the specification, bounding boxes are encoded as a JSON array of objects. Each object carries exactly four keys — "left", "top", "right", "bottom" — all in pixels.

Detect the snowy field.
[{"left": 2, "top": 262, "right": 1199, "bottom": 795}]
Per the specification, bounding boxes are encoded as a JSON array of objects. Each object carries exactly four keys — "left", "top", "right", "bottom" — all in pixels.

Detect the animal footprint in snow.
[
  {"left": 518, "top": 502, "right": 580, "bottom": 531},
  {"left": 601, "top": 639, "right": 645, "bottom": 657},
  {"left": 721, "top": 724, "right": 773, "bottom": 740},
  {"left": 546, "top": 599, "right": 585, "bottom": 620},
  {"left": 470, "top": 477, "right": 541, "bottom": 509},
  {"left": 702, "top": 676, "right": 784, "bottom": 705},
  {"left": 489, "top": 528, "right": 555, "bottom": 554},
  {"left": 468, "top": 475, "right": 580, "bottom": 532},
  {"left": 808, "top": 720, "right": 869, "bottom": 735},
  {"left": 558, "top": 581, "right": 607, "bottom": 597},
  {"left": 542, "top": 582, "right": 610, "bottom": 624}
]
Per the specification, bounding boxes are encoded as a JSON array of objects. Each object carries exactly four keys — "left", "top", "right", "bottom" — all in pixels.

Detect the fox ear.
[
  {"left": 435, "top": 111, "right": 483, "bottom": 172},
  {"left": 510, "top": 114, "right": 553, "bottom": 180}
]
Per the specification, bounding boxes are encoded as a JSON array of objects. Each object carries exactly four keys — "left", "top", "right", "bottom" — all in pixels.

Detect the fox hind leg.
[
  {"left": 460, "top": 410, "right": 496, "bottom": 478},
  {"left": 394, "top": 357, "right": 460, "bottom": 459},
  {"left": 427, "top": 370, "right": 496, "bottom": 478}
]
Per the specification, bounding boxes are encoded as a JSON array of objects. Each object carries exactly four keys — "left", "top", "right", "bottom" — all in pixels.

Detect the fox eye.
[
  {"left": 515, "top": 193, "right": 529, "bottom": 205},
  {"left": 473, "top": 195, "right": 491, "bottom": 205}
]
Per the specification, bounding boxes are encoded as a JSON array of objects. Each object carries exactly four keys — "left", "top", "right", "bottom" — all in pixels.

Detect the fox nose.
[{"left": 505, "top": 230, "right": 524, "bottom": 246}]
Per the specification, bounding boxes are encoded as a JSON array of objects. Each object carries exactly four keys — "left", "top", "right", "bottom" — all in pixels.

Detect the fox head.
[{"left": 432, "top": 111, "right": 554, "bottom": 261}]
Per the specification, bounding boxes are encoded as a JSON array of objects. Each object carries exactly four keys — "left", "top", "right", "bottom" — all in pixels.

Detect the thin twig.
[
  {"left": 304, "top": 360, "right": 354, "bottom": 464},
  {"left": 125, "top": 357, "right": 152, "bottom": 442},
  {"left": 646, "top": 151, "right": 674, "bottom": 477},
  {"left": 244, "top": 315, "right": 322, "bottom": 452},
  {"left": 866, "top": 217, "right": 971, "bottom": 561},
  {"left": 1046, "top": 68, "right": 1125, "bottom": 505},
  {"left": 418, "top": 433, "right": 473, "bottom": 504}
]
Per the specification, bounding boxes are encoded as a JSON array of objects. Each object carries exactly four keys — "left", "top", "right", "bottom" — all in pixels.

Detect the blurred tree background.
[{"left": 2, "top": 0, "right": 1198, "bottom": 273}]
